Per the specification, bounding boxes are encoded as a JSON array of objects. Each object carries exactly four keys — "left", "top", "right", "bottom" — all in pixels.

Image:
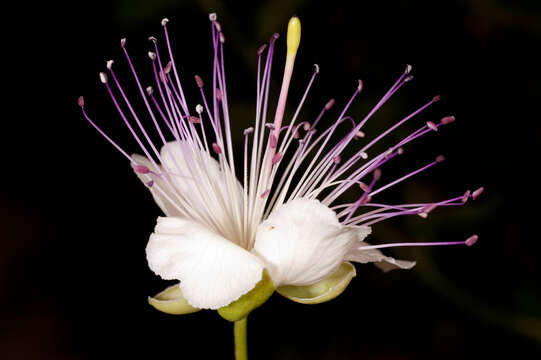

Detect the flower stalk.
[{"left": 234, "top": 317, "right": 248, "bottom": 360}]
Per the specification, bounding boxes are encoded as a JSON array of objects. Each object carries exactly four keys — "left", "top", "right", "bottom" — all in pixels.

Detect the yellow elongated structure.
[
  {"left": 270, "top": 16, "right": 301, "bottom": 143},
  {"left": 287, "top": 16, "right": 301, "bottom": 55}
]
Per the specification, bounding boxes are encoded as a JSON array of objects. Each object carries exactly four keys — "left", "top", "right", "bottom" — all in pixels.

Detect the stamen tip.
[
  {"left": 134, "top": 164, "right": 150, "bottom": 174},
  {"left": 436, "top": 155, "right": 446, "bottom": 163},
  {"left": 373, "top": 168, "right": 382, "bottom": 181},
  {"left": 209, "top": 13, "right": 217, "bottom": 21},
  {"left": 269, "top": 134, "right": 277, "bottom": 148},
  {"left": 78, "top": 96, "right": 84, "bottom": 107},
  {"left": 358, "top": 181, "right": 369, "bottom": 192},
  {"left": 325, "top": 98, "right": 335, "bottom": 111},
  {"left": 440, "top": 115, "right": 455, "bottom": 125},
  {"left": 272, "top": 152, "right": 283, "bottom": 165},
  {"left": 146, "top": 86, "right": 154, "bottom": 95},
  {"left": 360, "top": 195, "right": 372, "bottom": 205},
  {"left": 148, "top": 36, "right": 157, "bottom": 43},
  {"left": 99, "top": 72, "right": 108, "bottom": 84},
  {"left": 314, "top": 64, "right": 320, "bottom": 74},
  {"left": 189, "top": 116, "right": 201, "bottom": 124},
  {"left": 333, "top": 155, "right": 341, "bottom": 164},
  {"left": 359, "top": 151, "right": 368, "bottom": 159},
  {"left": 161, "top": 18, "right": 169, "bottom": 26},
  {"left": 120, "top": 38, "right": 126, "bottom": 48},
  {"left": 195, "top": 75, "right": 204, "bottom": 88},
  {"left": 472, "top": 186, "right": 484, "bottom": 200},
  {"left": 405, "top": 64, "right": 413, "bottom": 74},
  {"left": 432, "top": 94, "right": 441, "bottom": 102},
  {"left": 404, "top": 75, "right": 414, "bottom": 82},
  {"left": 219, "top": 32, "right": 225, "bottom": 43},
  {"left": 164, "top": 61, "right": 172, "bottom": 74},
  {"left": 354, "top": 130, "right": 366, "bottom": 140},
  {"left": 257, "top": 44, "right": 267, "bottom": 55},
  {"left": 465, "top": 235, "right": 478, "bottom": 247},
  {"left": 212, "top": 143, "right": 222, "bottom": 155},
  {"left": 357, "top": 79, "right": 363, "bottom": 92},
  {"left": 148, "top": 51, "right": 156, "bottom": 60},
  {"left": 462, "top": 190, "right": 471, "bottom": 203},
  {"left": 426, "top": 121, "right": 438, "bottom": 131},
  {"left": 196, "top": 104, "right": 204, "bottom": 114},
  {"left": 106, "top": 60, "right": 114, "bottom": 70},
  {"left": 244, "top": 127, "right": 254, "bottom": 136}
]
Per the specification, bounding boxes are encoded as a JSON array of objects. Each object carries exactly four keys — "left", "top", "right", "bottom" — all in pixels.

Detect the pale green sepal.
[
  {"left": 277, "top": 262, "right": 356, "bottom": 304},
  {"left": 148, "top": 283, "right": 201, "bottom": 315},
  {"left": 218, "top": 270, "right": 274, "bottom": 321}
]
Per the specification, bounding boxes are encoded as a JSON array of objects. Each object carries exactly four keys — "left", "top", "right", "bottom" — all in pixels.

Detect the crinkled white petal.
[
  {"left": 345, "top": 241, "right": 416, "bottom": 272},
  {"left": 133, "top": 142, "right": 245, "bottom": 241},
  {"left": 252, "top": 198, "right": 371, "bottom": 287},
  {"left": 131, "top": 154, "right": 182, "bottom": 217},
  {"left": 159, "top": 141, "right": 243, "bottom": 211},
  {"left": 146, "top": 217, "right": 265, "bottom": 309}
]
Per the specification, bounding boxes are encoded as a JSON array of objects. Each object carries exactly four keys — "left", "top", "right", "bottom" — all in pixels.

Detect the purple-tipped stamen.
[
  {"left": 354, "top": 235, "right": 479, "bottom": 251},
  {"left": 80, "top": 15, "right": 481, "bottom": 252}
]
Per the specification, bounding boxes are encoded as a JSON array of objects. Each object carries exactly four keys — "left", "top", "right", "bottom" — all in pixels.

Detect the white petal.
[
  {"left": 345, "top": 241, "right": 416, "bottom": 272},
  {"left": 159, "top": 141, "right": 244, "bottom": 241},
  {"left": 160, "top": 141, "right": 243, "bottom": 210},
  {"left": 252, "top": 198, "right": 370, "bottom": 287},
  {"left": 146, "top": 217, "right": 265, "bottom": 309},
  {"left": 131, "top": 154, "right": 182, "bottom": 217}
]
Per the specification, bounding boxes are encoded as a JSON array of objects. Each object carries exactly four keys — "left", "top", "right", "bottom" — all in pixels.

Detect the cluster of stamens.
[{"left": 79, "top": 14, "right": 482, "bottom": 252}]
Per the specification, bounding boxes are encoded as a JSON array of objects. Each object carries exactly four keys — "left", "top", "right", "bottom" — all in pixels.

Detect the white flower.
[
  {"left": 80, "top": 14, "right": 480, "bottom": 314},
  {"left": 135, "top": 142, "right": 413, "bottom": 310}
]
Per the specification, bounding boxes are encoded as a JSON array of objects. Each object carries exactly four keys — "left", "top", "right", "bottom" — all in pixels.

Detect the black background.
[{"left": 2, "top": 0, "right": 540, "bottom": 359}]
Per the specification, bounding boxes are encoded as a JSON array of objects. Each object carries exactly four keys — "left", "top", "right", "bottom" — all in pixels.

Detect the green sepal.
[
  {"left": 277, "top": 262, "right": 356, "bottom": 304},
  {"left": 218, "top": 269, "right": 274, "bottom": 321},
  {"left": 148, "top": 283, "right": 201, "bottom": 315}
]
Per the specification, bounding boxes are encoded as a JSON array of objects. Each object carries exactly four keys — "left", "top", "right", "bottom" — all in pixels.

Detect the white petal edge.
[
  {"left": 253, "top": 198, "right": 371, "bottom": 287},
  {"left": 131, "top": 154, "right": 182, "bottom": 217},
  {"left": 146, "top": 217, "right": 265, "bottom": 309},
  {"left": 345, "top": 241, "right": 416, "bottom": 272},
  {"left": 159, "top": 141, "right": 244, "bottom": 213}
]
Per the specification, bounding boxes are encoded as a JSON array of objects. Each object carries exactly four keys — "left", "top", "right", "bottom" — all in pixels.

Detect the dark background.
[{"left": 2, "top": 0, "right": 540, "bottom": 359}]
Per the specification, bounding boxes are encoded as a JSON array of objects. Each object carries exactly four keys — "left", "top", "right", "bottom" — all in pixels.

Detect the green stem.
[{"left": 234, "top": 317, "right": 248, "bottom": 360}]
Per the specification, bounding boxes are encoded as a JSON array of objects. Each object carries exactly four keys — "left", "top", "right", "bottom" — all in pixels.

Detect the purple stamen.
[
  {"left": 212, "top": 142, "right": 222, "bottom": 154},
  {"left": 465, "top": 235, "right": 479, "bottom": 246},
  {"left": 426, "top": 121, "right": 438, "bottom": 131},
  {"left": 369, "top": 156, "right": 444, "bottom": 197},
  {"left": 81, "top": 15, "right": 481, "bottom": 256},
  {"left": 269, "top": 134, "right": 277, "bottom": 148},
  {"left": 134, "top": 165, "right": 151, "bottom": 174},
  {"left": 355, "top": 236, "right": 478, "bottom": 251},
  {"left": 440, "top": 115, "right": 455, "bottom": 125},
  {"left": 189, "top": 116, "right": 201, "bottom": 124},
  {"left": 472, "top": 187, "right": 484, "bottom": 200},
  {"left": 272, "top": 152, "right": 283, "bottom": 165}
]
